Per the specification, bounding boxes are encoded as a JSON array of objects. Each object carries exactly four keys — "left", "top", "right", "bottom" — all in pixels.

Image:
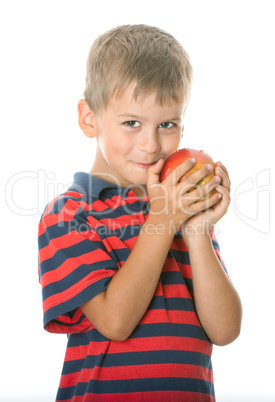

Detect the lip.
[{"left": 134, "top": 162, "right": 156, "bottom": 169}]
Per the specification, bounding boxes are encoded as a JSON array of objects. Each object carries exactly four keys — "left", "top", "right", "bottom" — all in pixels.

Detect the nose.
[{"left": 138, "top": 129, "right": 160, "bottom": 154}]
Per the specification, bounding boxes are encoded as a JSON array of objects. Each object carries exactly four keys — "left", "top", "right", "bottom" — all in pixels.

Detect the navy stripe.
[
  {"left": 185, "top": 277, "right": 194, "bottom": 293},
  {"left": 149, "top": 296, "right": 195, "bottom": 312},
  {"left": 130, "top": 323, "right": 208, "bottom": 341},
  {"left": 67, "top": 322, "right": 208, "bottom": 347},
  {"left": 40, "top": 214, "right": 142, "bottom": 250},
  {"left": 68, "top": 329, "right": 108, "bottom": 346},
  {"left": 87, "top": 377, "right": 214, "bottom": 395},
  {"left": 160, "top": 270, "right": 189, "bottom": 284},
  {"left": 43, "top": 276, "right": 113, "bottom": 327},
  {"left": 62, "top": 349, "right": 212, "bottom": 374},
  {"left": 39, "top": 221, "right": 95, "bottom": 249},
  {"left": 107, "top": 224, "right": 142, "bottom": 241},
  {"left": 51, "top": 311, "right": 87, "bottom": 328},
  {"left": 40, "top": 239, "right": 109, "bottom": 273},
  {"left": 58, "top": 377, "right": 214, "bottom": 399},
  {"left": 108, "top": 247, "right": 130, "bottom": 265},
  {"left": 42, "top": 260, "right": 117, "bottom": 300},
  {"left": 66, "top": 321, "right": 207, "bottom": 347},
  {"left": 169, "top": 249, "right": 190, "bottom": 265}
]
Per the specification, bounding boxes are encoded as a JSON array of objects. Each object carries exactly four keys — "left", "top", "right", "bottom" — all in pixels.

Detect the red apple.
[{"left": 160, "top": 148, "right": 216, "bottom": 200}]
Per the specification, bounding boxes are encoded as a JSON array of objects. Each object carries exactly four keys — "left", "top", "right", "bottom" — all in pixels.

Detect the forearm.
[
  {"left": 186, "top": 234, "right": 242, "bottom": 346},
  {"left": 81, "top": 216, "right": 175, "bottom": 340}
]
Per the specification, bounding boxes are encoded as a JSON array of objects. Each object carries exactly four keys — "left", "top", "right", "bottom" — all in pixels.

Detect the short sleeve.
[{"left": 38, "top": 197, "right": 118, "bottom": 334}]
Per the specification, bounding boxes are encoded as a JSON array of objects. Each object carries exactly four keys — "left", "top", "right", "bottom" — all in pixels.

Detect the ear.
[
  {"left": 77, "top": 99, "right": 98, "bottom": 138},
  {"left": 181, "top": 124, "right": 184, "bottom": 138}
]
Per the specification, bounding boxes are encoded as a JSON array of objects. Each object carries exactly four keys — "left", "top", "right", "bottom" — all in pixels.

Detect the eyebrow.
[
  {"left": 117, "top": 114, "right": 182, "bottom": 122},
  {"left": 117, "top": 114, "right": 142, "bottom": 120}
]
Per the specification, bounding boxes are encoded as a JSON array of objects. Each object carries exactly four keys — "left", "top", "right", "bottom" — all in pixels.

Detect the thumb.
[{"left": 147, "top": 159, "right": 165, "bottom": 187}]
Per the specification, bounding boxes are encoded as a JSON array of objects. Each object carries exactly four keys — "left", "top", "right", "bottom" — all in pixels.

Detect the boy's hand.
[
  {"left": 146, "top": 158, "right": 222, "bottom": 229},
  {"left": 181, "top": 161, "right": 231, "bottom": 240}
]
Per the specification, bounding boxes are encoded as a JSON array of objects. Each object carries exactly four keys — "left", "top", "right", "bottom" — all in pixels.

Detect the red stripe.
[
  {"left": 38, "top": 194, "right": 100, "bottom": 236},
  {"left": 45, "top": 317, "right": 92, "bottom": 334},
  {"left": 63, "top": 390, "right": 215, "bottom": 402},
  {"left": 94, "top": 194, "right": 128, "bottom": 211},
  {"left": 179, "top": 264, "right": 192, "bottom": 279},
  {"left": 65, "top": 336, "right": 212, "bottom": 362},
  {"left": 154, "top": 282, "right": 193, "bottom": 299},
  {"left": 100, "top": 213, "right": 144, "bottom": 229},
  {"left": 55, "top": 305, "right": 83, "bottom": 323},
  {"left": 39, "top": 231, "right": 91, "bottom": 264},
  {"left": 140, "top": 308, "right": 200, "bottom": 326},
  {"left": 103, "top": 235, "right": 134, "bottom": 255},
  {"left": 172, "top": 237, "right": 189, "bottom": 252},
  {"left": 42, "top": 195, "right": 84, "bottom": 221},
  {"left": 91, "top": 194, "right": 140, "bottom": 213},
  {"left": 43, "top": 268, "right": 116, "bottom": 313},
  {"left": 163, "top": 256, "right": 192, "bottom": 280},
  {"left": 38, "top": 212, "right": 73, "bottom": 236},
  {"left": 41, "top": 247, "right": 111, "bottom": 287},
  {"left": 119, "top": 236, "right": 137, "bottom": 251},
  {"left": 45, "top": 306, "right": 92, "bottom": 334},
  {"left": 64, "top": 191, "right": 82, "bottom": 198}
]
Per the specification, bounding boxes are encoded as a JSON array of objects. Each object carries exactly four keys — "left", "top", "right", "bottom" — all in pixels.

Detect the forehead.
[{"left": 106, "top": 84, "right": 185, "bottom": 116}]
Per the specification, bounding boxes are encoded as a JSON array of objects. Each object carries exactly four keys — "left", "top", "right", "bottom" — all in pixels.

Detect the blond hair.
[{"left": 84, "top": 24, "right": 193, "bottom": 113}]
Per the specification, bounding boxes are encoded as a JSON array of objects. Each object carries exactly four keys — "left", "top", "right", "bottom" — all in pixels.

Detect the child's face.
[{"left": 92, "top": 85, "right": 185, "bottom": 192}]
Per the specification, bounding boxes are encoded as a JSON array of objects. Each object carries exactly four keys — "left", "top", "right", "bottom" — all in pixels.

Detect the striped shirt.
[{"left": 38, "top": 172, "right": 227, "bottom": 401}]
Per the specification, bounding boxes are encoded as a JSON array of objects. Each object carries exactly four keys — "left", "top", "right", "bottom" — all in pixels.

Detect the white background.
[{"left": 1, "top": 1, "right": 274, "bottom": 401}]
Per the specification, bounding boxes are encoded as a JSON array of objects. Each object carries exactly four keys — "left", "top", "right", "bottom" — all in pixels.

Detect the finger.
[
  {"left": 186, "top": 191, "right": 223, "bottom": 214},
  {"left": 194, "top": 174, "right": 221, "bottom": 200},
  {"left": 165, "top": 158, "right": 197, "bottom": 185},
  {"left": 215, "top": 185, "right": 231, "bottom": 204},
  {"left": 181, "top": 174, "right": 220, "bottom": 205},
  {"left": 215, "top": 161, "right": 229, "bottom": 174},
  {"left": 147, "top": 159, "right": 165, "bottom": 187},
  {"left": 178, "top": 163, "right": 215, "bottom": 193},
  {"left": 215, "top": 166, "right": 231, "bottom": 191},
  {"left": 215, "top": 161, "right": 231, "bottom": 186}
]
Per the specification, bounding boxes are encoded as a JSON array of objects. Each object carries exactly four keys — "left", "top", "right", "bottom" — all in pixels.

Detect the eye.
[
  {"left": 159, "top": 122, "right": 175, "bottom": 129},
  {"left": 124, "top": 120, "right": 140, "bottom": 128}
]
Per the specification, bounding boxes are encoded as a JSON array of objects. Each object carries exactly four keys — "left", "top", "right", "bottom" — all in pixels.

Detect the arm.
[
  {"left": 81, "top": 215, "right": 175, "bottom": 341},
  {"left": 184, "top": 234, "right": 242, "bottom": 346},
  {"left": 81, "top": 159, "right": 222, "bottom": 341},
  {"left": 182, "top": 162, "right": 242, "bottom": 346}
]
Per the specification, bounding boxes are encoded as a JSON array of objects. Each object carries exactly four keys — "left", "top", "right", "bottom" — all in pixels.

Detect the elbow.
[
  {"left": 210, "top": 299, "right": 243, "bottom": 346},
  {"left": 98, "top": 319, "right": 134, "bottom": 342},
  {"left": 109, "top": 333, "right": 130, "bottom": 342},
  {"left": 211, "top": 324, "right": 242, "bottom": 347},
  {"left": 81, "top": 296, "right": 134, "bottom": 341},
  {"left": 105, "top": 328, "right": 130, "bottom": 342}
]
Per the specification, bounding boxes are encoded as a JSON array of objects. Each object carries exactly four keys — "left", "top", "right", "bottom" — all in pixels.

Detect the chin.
[{"left": 127, "top": 174, "right": 148, "bottom": 192}]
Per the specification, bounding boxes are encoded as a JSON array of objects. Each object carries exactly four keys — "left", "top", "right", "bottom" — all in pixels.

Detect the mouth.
[{"left": 134, "top": 161, "right": 157, "bottom": 169}]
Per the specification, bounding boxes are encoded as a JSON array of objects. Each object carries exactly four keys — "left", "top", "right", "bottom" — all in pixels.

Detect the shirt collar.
[{"left": 68, "top": 172, "right": 140, "bottom": 199}]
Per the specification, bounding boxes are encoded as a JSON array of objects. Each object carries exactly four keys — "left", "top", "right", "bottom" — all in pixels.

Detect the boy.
[{"left": 38, "top": 25, "right": 242, "bottom": 401}]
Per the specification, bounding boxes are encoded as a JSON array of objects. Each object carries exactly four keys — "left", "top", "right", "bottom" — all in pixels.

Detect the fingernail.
[
  {"left": 215, "top": 176, "right": 221, "bottom": 182},
  {"left": 191, "top": 158, "right": 196, "bottom": 163},
  {"left": 219, "top": 166, "right": 224, "bottom": 173},
  {"left": 207, "top": 164, "right": 213, "bottom": 171}
]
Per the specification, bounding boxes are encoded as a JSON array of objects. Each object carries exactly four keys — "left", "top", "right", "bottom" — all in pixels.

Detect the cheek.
[
  {"left": 162, "top": 135, "right": 181, "bottom": 155},
  {"left": 101, "top": 134, "right": 132, "bottom": 160},
  {"left": 112, "top": 139, "right": 133, "bottom": 157}
]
